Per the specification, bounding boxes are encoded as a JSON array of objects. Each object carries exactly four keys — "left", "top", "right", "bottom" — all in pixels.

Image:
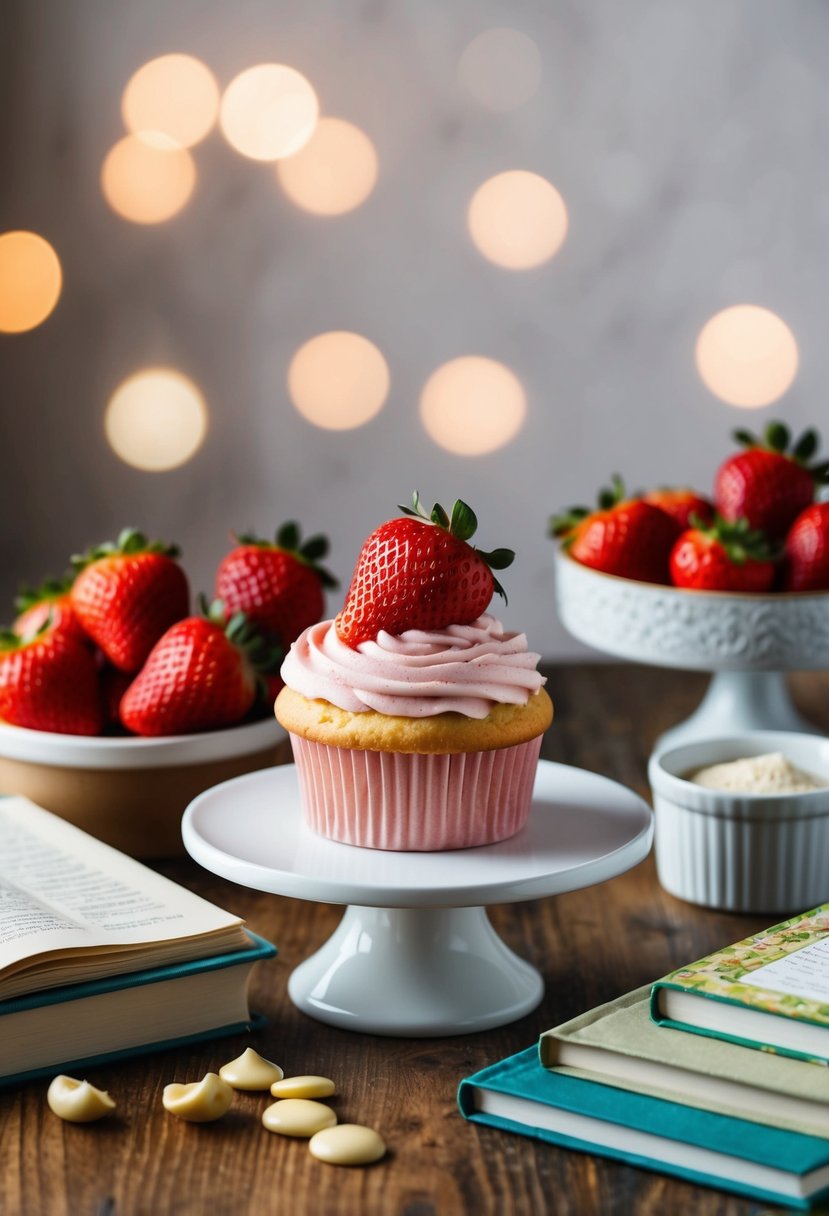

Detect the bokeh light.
[
  {"left": 0, "top": 231, "right": 62, "bottom": 333},
  {"left": 219, "top": 65, "right": 318, "bottom": 161},
  {"left": 695, "top": 305, "right": 799, "bottom": 408},
  {"left": 468, "top": 171, "right": 568, "bottom": 269},
  {"left": 105, "top": 368, "right": 208, "bottom": 471},
  {"left": 288, "top": 332, "right": 389, "bottom": 430},
  {"left": 457, "top": 28, "right": 542, "bottom": 112},
  {"left": 101, "top": 133, "right": 196, "bottom": 224},
  {"left": 122, "top": 53, "right": 220, "bottom": 148},
  {"left": 419, "top": 357, "right": 526, "bottom": 455},
  {"left": 275, "top": 117, "right": 378, "bottom": 215}
]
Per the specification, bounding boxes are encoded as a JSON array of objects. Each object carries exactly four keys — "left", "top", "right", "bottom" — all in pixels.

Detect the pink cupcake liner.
[{"left": 288, "top": 734, "right": 543, "bottom": 851}]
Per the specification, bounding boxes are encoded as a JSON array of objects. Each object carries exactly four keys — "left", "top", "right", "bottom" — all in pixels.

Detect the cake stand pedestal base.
[
  {"left": 287, "top": 905, "right": 544, "bottom": 1037},
  {"left": 655, "top": 670, "right": 821, "bottom": 753}
]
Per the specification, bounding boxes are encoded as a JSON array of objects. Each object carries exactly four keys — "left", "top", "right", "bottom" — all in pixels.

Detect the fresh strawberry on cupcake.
[{"left": 275, "top": 493, "right": 553, "bottom": 851}]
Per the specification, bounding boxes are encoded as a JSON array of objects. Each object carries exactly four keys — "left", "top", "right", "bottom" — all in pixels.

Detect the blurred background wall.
[{"left": 1, "top": 0, "right": 826, "bottom": 658}]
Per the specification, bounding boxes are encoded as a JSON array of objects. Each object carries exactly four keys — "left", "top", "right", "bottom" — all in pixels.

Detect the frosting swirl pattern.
[{"left": 280, "top": 614, "right": 546, "bottom": 719}]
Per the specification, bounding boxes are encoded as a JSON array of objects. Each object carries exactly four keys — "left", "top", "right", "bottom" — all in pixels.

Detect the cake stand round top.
[
  {"left": 182, "top": 760, "right": 653, "bottom": 909},
  {"left": 553, "top": 548, "right": 829, "bottom": 672}
]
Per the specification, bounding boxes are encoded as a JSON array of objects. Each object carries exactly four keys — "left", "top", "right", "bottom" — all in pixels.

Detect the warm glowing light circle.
[
  {"left": 220, "top": 64, "right": 319, "bottom": 161},
  {"left": 0, "top": 231, "right": 62, "bottom": 333},
  {"left": 420, "top": 357, "right": 526, "bottom": 455},
  {"left": 468, "top": 171, "right": 568, "bottom": 269},
  {"left": 275, "top": 118, "right": 378, "bottom": 216},
  {"left": 122, "top": 54, "right": 220, "bottom": 149},
  {"left": 288, "top": 332, "right": 390, "bottom": 430},
  {"left": 695, "top": 305, "right": 799, "bottom": 408},
  {"left": 101, "top": 133, "right": 196, "bottom": 224},
  {"left": 458, "top": 28, "right": 542, "bottom": 112},
  {"left": 105, "top": 368, "right": 208, "bottom": 471}
]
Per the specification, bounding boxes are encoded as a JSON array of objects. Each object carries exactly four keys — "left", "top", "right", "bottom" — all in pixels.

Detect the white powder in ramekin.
[{"left": 689, "top": 751, "right": 828, "bottom": 795}]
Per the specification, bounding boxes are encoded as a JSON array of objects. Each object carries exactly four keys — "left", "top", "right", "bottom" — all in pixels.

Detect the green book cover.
[
  {"left": 651, "top": 903, "right": 829, "bottom": 1063},
  {"left": 540, "top": 985, "right": 829, "bottom": 1136},
  {"left": 458, "top": 1046, "right": 829, "bottom": 1209}
]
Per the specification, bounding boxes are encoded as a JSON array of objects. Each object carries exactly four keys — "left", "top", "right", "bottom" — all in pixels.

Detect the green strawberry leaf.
[
  {"left": 793, "top": 428, "right": 819, "bottom": 463},
  {"left": 449, "top": 499, "right": 477, "bottom": 541},
  {"left": 765, "top": 421, "right": 790, "bottom": 453},
  {"left": 276, "top": 521, "right": 301, "bottom": 550}
]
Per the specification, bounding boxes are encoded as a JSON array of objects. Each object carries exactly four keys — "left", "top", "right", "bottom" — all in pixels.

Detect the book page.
[
  {"left": 741, "top": 937, "right": 829, "bottom": 1005},
  {"left": 0, "top": 797, "right": 243, "bottom": 975}
]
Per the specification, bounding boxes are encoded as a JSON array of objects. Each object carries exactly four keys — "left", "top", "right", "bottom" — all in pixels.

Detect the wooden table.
[{"left": 2, "top": 664, "right": 828, "bottom": 1216}]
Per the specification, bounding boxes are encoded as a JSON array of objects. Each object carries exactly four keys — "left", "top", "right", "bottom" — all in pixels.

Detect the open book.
[{"left": 0, "top": 797, "right": 275, "bottom": 1083}]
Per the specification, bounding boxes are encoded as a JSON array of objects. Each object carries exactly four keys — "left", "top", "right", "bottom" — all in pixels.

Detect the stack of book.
[
  {"left": 459, "top": 904, "right": 829, "bottom": 1210},
  {"left": 0, "top": 796, "right": 276, "bottom": 1086}
]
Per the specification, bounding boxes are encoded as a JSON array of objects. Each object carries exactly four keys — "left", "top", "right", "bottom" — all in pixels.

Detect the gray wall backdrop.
[{"left": 2, "top": 0, "right": 827, "bottom": 659}]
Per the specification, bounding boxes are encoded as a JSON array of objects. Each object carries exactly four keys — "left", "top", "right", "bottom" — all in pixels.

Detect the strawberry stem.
[
  {"left": 398, "top": 491, "right": 515, "bottom": 600},
  {"left": 233, "top": 522, "right": 338, "bottom": 590}
]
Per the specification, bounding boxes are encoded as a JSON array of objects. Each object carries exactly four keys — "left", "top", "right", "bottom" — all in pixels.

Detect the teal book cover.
[
  {"left": 458, "top": 1046, "right": 829, "bottom": 1209},
  {"left": 0, "top": 924, "right": 277, "bottom": 1089}
]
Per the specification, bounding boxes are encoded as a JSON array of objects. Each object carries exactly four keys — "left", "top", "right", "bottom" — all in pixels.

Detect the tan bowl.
[{"left": 0, "top": 718, "right": 289, "bottom": 859}]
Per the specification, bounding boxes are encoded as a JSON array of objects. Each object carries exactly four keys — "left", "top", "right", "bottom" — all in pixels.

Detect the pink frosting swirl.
[{"left": 280, "top": 614, "right": 546, "bottom": 719}]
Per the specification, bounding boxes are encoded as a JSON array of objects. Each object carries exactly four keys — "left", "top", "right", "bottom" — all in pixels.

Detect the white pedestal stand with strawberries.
[
  {"left": 554, "top": 550, "right": 829, "bottom": 751},
  {"left": 183, "top": 761, "right": 653, "bottom": 1037}
]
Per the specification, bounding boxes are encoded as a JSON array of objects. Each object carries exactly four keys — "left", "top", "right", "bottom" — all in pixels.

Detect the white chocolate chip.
[
  {"left": 309, "top": 1124, "right": 386, "bottom": 1166},
  {"left": 47, "top": 1075, "right": 116, "bottom": 1123},
  {"left": 219, "top": 1047, "right": 284, "bottom": 1091},
  {"left": 162, "top": 1073, "right": 234, "bottom": 1122},
  {"left": 262, "top": 1098, "right": 337, "bottom": 1138},
  {"left": 270, "top": 1074, "right": 336, "bottom": 1100}
]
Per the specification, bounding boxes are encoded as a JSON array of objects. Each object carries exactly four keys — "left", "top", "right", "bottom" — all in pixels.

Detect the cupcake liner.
[{"left": 288, "top": 735, "right": 543, "bottom": 851}]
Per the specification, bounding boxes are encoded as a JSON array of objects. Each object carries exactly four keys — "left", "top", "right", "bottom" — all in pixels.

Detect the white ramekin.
[{"left": 648, "top": 731, "right": 829, "bottom": 914}]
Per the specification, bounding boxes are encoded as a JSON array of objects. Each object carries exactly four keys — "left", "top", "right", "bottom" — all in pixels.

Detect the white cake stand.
[
  {"left": 554, "top": 549, "right": 829, "bottom": 751},
  {"left": 182, "top": 761, "right": 653, "bottom": 1037}
]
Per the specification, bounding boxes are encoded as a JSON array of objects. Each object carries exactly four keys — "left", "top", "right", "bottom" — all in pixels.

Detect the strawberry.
[
  {"left": 334, "top": 493, "right": 514, "bottom": 648},
  {"left": 0, "top": 627, "right": 102, "bottom": 735},
  {"left": 669, "top": 516, "right": 776, "bottom": 593},
  {"left": 100, "top": 664, "right": 133, "bottom": 733},
  {"left": 714, "top": 421, "right": 829, "bottom": 540},
  {"left": 215, "top": 522, "right": 337, "bottom": 649},
  {"left": 71, "top": 529, "right": 189, "bottom": 673},
  {"left": 550, "top": 476, "right": 681, "bottom": 585},
  {"left": 120, "top": 600, "right": 282, "bottom": 736},
  {"left": 782, "top": 502, "right": 829, "bottom": 592},
  {"left": 643, "top": 488, "right": 714, "bottom": 532},
  {"left": 13, "top": 575, "right": 87, "bottom": 644}
]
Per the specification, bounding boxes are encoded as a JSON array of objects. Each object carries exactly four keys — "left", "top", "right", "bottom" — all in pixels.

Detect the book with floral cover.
[{"left": 651, "top": 903, "right": 829, "bottom": 1063}]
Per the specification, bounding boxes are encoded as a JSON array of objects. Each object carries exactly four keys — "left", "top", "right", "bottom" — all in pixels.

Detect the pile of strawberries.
[
  {"left": 0, "top": 524, "right": 336, "bottom": 738},
  {"left": 551, "top": 421, "right": 829, "bottom": 594}
]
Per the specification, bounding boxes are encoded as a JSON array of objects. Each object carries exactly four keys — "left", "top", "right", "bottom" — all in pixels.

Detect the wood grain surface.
[{"left": 1, "top": 664, "right": 827, "bottom": 1216}]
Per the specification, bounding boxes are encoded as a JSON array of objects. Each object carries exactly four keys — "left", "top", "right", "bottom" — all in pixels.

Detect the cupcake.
[{"left": 275, "top": 493, "right": 553, "bottom": 851}]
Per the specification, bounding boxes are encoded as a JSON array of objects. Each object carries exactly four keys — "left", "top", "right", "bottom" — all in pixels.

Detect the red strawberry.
[
  {"left": 550, "top": 476, "right": 681, "bottom": 585},
  {"left": 335, "top": 493, "right": 514, "bottom": 648},
  {"left": 714, "top": 421, "right": 829, "bottom": 540},
  {"left": 100, "top": 664, "right": 133, "bottom": 732},
  {"left": 13, "top": 575, "right": 87, "bottom": 644},
  {"left": 782, "top": 502, "right": 829, "bottom": 592},
  {"left": 0, "top": 628, "right": 102, "bottom": 735},
  {"left": 215, "top": 522, "right": 337, "bottom": 649},
  {"left": 643, "top": 488, "right": 714, "bottom": 532},
  {"left": 71, "top": 529, "right": 189, "bottom": 673},
  {"left": 669, "top": 516, "right": 776, "bottom": 593},
  {"left": 120, "top": 601, "right": 282, "bottom": 736}
]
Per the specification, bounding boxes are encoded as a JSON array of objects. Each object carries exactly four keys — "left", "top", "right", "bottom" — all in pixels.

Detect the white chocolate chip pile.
[
  {"left": 262, "top": 1097, "right": 337, "bottom": 1137},
  {"left": 162, "top": 1072, "right": 234, "bottom": 1122},
  {"left": 46, "top": 1046, "right": 386, "bottom": 1167},
  {"left": 219, "top": 1047, "right": 284, "bottom": 1091},
  {"left": 47, "top": 1075, "right": 116, "bottom": 1123},
  {"left": 310, "top": 1124, "right": 387, "bottom": 1166}
]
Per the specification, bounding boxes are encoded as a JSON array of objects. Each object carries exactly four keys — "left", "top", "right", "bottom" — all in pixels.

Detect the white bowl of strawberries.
[
  {"left": 0, "top": 523, "right": 336, "bottom": 857},
  {"left": 551, "top": 421, "right": 829, "bottom": 748}
]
